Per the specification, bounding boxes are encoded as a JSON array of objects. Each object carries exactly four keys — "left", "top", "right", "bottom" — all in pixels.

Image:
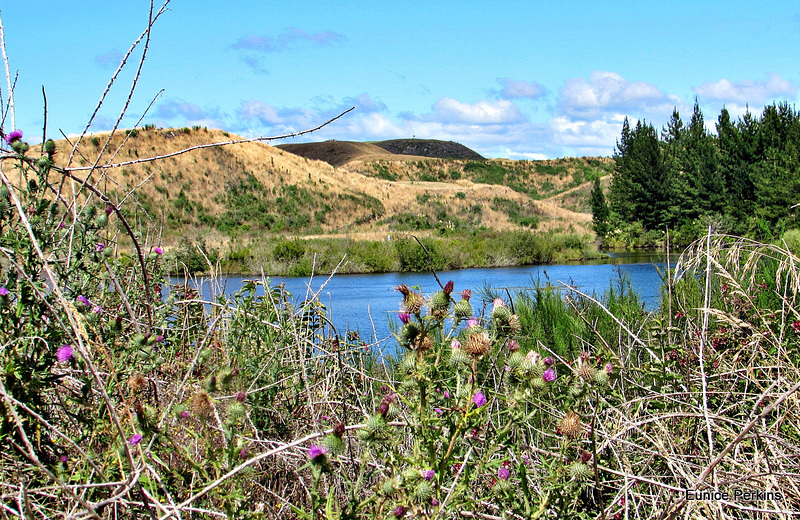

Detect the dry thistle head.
[
  {"left": 508, "top": 314, "right": 521, "bottom": 334},
  {"left": 414, "top": 335, "right": 433, "bottom": 352},
  {"left": 127, "top": 373, "right": 147, "bottom": 394},
  {"left": 190, "top": 390, "right": 214, "bottom": 419},
  {"left": 577, "top": 360, "right": 596, "bottom": 381},
  {"left": 558, "top": 411, "right": 583, "bottom": 439},
  {"left": 464, "top": 330, "right": 492, "bottom": 357},
  {"left": 402, "top": 291, "right": 425, "bottom": 315}
]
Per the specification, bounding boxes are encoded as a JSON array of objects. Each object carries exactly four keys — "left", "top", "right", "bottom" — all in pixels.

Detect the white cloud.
[
  {"left": 155, "top": 99, "right": 208, "bottom": 120},
  {"left": 549, "top": 114, "right": 626, "bottom": 149},
  {"left": 343, "top": 93, "right": 387, "bottom": 113},
  {"left": 503, "top": 148, "right": 548, "bottom": 160},
  {"left": 238, "top": 100, "right": 316, "bottom": 130},
  {"left": 95, "top": 49, "right": 124, "bottom": 69},
  {"left": 558, "top": 71, "right": 679, "bottom": 120},
  {"left": 343, "top": 112, "right": 404, "bottom": 140},
  {"left": 496, "top": 78, "right": 547, "bottom": 99},
  {"left": 232, "top": 28, "right": 347, "bottom": 53},
  {"left": 429, "top": 98, "right": 525, "bottom": 124},
  {"left": 693, "top": 73, "right": 797, "bottom": 105}
]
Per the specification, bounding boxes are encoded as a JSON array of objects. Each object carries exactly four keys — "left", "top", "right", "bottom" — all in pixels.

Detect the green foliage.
[
  {"left": 273, "top": 239, "right": 305, "bottom": 262},
  {"left": 394, "top": 237, "right": 446, "bottom": 271},
  {"left": 170, "top": 237, "right": 220, "bottom": 273},
  {"left": 490, "top": 196, "right": 540, "bottom": 228},
  {"left": 590, "top": 178, "right": 610, "bottom": 238},
  {"left": 610, "top": 102, "right": 800, "bottom": 245},
  {"left": 463, "top": 161, "right": 508, "bottom": 185}
]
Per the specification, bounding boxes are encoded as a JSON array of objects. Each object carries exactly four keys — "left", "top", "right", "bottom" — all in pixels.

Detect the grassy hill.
[{"left": 52, "top": 126, "right": 612, "bottom": 273}]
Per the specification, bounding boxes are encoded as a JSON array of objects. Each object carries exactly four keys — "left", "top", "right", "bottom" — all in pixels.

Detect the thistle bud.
[
  {"left": 568, "top": 461, "right": 592, "bottom": 480},
  {"left": 44, "top": 139, "right": 57, "bottom": 157},
  {"left": 412, "top": 481, "right": 434, "bottom": 503},
  {"left": 322, "top": 433, "right": 345, "bottom": 454},
  {"left": 430, "top": 290, "right": 450, "bottom": 312},
  {"left": 227, "top": 401, "right": 246, "bottom": 420},
  {"left": 593, "top": 369, "right": 609, "bottom": 386},
  {"left": 453, "top": 299, "right": 472, "bottom": 319},
  {"left": 11, "top": 140, "right": 29, "bottom": 155}
]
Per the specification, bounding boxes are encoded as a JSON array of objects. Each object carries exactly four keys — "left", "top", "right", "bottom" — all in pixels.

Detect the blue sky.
[{"left": 1, "top": 1, "right": 799, "bottom": 159}]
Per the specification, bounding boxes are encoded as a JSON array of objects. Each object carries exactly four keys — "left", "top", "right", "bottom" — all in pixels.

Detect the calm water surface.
[{"left": 177, "top": 252, "right": 678, "bottom": 347}]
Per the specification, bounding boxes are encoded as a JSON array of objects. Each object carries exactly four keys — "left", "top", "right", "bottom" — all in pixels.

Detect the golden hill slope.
[{"left": 49, "top": 127, "right": 606, "bottom": 248}]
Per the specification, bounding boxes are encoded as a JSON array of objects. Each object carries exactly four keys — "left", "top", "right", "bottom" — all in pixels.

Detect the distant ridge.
[
  {"left": 372, "top": 139, "right": 484, "bottom": 160},
  {"left": 276, "top": 138, "right": 484, "bottom": 166}
]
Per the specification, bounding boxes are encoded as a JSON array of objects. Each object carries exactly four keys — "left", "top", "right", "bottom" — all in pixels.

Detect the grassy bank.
[{"left": 166, "top": 230, "right": 601, "bottom": 276}]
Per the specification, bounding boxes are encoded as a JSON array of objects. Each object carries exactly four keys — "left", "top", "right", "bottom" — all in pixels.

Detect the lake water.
[{"left": 174, "top": 252, "right": 677, "bottom": 348}]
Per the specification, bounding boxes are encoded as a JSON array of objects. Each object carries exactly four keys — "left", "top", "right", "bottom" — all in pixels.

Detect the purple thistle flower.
[
  {"left": 56, "top": 345, "right": 73, "bottom": 363},
  {"left": 95, "top": 243, "right": 105, "bottom": 252},
  {"left": 467, "top": 318, "right": 479, "bottom": 328},
  {"left": 308, "top": 444, "right": 327, "bottom": 460},
  {"left": 5, "top": 130, "right": 22, "bottom": 144},
  {"left": 179, "top": 411, "right": 190, "bottom": 419},
  {"left": 76, "top": 295, "right": 90, "bottom": 306},
  {"left": 473, "top": 392, "right": 487, "bottom": 407},
  {"left": 443, "top": 280, "right": 454, "bottom": 295},
  {"left": 92, "top": 305, "right": 103, "bottom": 314},
  {"left": 398, "top": 312, "right": 411, "bottom": 324},
  {"left": 542, "top": 368, "right": 556, "bottom": 382},
  {"left": 393, "top": 505, "right": 407, "bottom": 518},
  {"left": 128, "top": 433, "right": 143, "bottom": 446},
  {"left": 542, "top": 356, "right": 555, "bottom": 367},
  {"left": 497, "top": 466, "right": 510, "bottom": 480},
  {"left": 58, "top": 222, "right": 67, "bottom": 229},
  {"left": 431, "top": 498, "right": 440, "bottom": 506},
  {"left": 0, "top": 287, "right": 8, "bottom": 296},
  {"left": 450, "top": 339, "right": 462, "bottom": 350},
  {"left": 153, "top": 246, "right": 163, "bottom": 255},
  {"left": 493, "top": 297, "right": 505, "bottom": 309},
  {"left": 605, "top": 362, "right": 614, "bottom": 374},
  {"left": 434, "top": 408, "right": 443, "bottom": 416},
  {"left": 423, "top": 469, "right": 435, "bottom": 481},
  {"left": 443, "top": 390, "right": 450, "bottom": 399},
  {"left": 154, "top": 335, "right": 164, "bottom": 344},
  {"left": 60, "top": 455, "right": 68, "bottom": 463}
]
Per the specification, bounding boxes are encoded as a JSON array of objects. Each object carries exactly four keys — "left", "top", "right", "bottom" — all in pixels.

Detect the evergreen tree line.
[{"left": 592, "top": 101, "right": 800, "bottom": 246}]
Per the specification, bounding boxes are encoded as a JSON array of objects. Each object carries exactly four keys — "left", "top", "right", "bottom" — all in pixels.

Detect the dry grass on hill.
[{"left": 48, "top": 127, "right": 604, "bottom": 246}]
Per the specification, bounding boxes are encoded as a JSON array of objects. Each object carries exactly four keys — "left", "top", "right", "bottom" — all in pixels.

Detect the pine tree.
[
  {"left": 590, "top": 177, "right": 610, "bottom": 238},
  {"left": 717, "top": 107, "right": 755, "bottom": 233},
  {"left": 609, "top": 119, "right": 672, "bottom": 230},
  {"left": 683, "top": 101, "right": 724, "bottom": 220}
]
